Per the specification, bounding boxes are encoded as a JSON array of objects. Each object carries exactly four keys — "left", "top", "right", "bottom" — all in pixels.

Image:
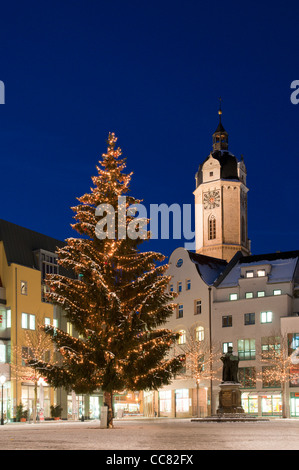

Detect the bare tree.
[
  {"left": 257, "top": 333, "right": 299, "bottom": 418},
  {"left": 177, "top": 328, "right": 221, "bottom": 417},
  {"left": 11, "top": 327, "right": 58, "bottom": 423}
]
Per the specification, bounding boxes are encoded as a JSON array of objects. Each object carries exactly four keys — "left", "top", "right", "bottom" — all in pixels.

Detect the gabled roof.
[
  {"left": 215, "top": 250, "right": 299, "bottom": 288},
  {"left": 187, "top": 251, "right": 227, "bottom": 286},
  {"left": 0, "top": 219, "right": 65, "bottom": 269}
]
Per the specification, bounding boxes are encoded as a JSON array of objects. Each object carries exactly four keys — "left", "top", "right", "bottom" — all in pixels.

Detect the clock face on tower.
[{"left": 203, "top": 190, "right": 220, "bottom": 210}]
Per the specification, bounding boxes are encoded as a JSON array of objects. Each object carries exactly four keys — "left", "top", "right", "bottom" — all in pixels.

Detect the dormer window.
[
  {"left": 246, "top": 271, "right": 254, "bottom": 278},
  {"left": 257, "top": 269, "right": 266, "bottom": 277}
]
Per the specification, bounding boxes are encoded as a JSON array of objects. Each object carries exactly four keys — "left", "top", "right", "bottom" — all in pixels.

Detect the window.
[
  {"left": 21, "top": 313, "right": 35, "bottom": 330},
  {"left": 177, "top": 330, "right": 186, "bottom": 345},
  {"left": 246, "top": 271, "right": 254, "bottom": 278},
  {"left": 186, "top": 280, "right": 191, "bottom": 291},
  {"left": 176, "top": 258, "right": 183, "bottom": 268},
  {"left": 208, "top": 215, "right": 216, "bottom": 240},
  {"left": 273, "top": 289, "right": 281, "bottom": 296},
  {"left": 229, "top": 293, "right": 238, "bottom": 301},
  {"left": 209, "top": 171, "right": 213, "bottom": 177},
  {"left": 175, "top": 389, "right": 189, "bottom": 413},
  {"left": 169, "top": 284, "right": 174, "bottom": 293},
  {"left": 257, "top": 291, "right": 265, "bottom": 298},
  {"left": 223, "top": 342, "right": 233, "bottom": 353},
  {"left": 195, "top": 326, "right": 204, "bottom": 342},
  {"left": 262, "top": 366, "right": 280, "bottom": 388},
  {"left": 244, "top": 313, "right": 255, "bottom": 325},
  {"left": 20, "top": 281, "right": 28, "bottom": 295},
  {"left": 194, "top": 300, "right": 202, "bottom": 315},
  {"left": 239, "top": 367, "right": 256, "bottom": 388},
  {"left": 178, "top": 305, "right": 183, "bottom": 319},
  {"left": 257, "top": 269, "right": 266, "bottom": 277},
  {"left": 261, "top": 336, "right": 280, "bottom": 357},
  {"left": 67, "top": 322, "right": 73, "bottom": 336},
  {"left": 0, "top": 308, "right": 11, "bottom": 329},
  {"left": 238, "top": 339, "right": 256, "bottom": 360},
  {"left": 44, "top": 317, "right": 51, "bottom": 326},
  {"left": 159, "top": 390, "right": 172, "bottom": 413},
  {"left": 21, "top": 346, "right": 34, "bottom": 366},
  {"left": 178, "top": 282, "right": 182, "bottom": 293},
  {"left": 0, "top": 341, "right": 10, "bottom": 364},
  {"left": 261, "top": 311, "right": 273, "bottom": 324},
  {"left": 245, "top": 292, "right": 253, "bottom": 299},
  {"left": 222, "top": 315, "right": 232, "bottom": 327}
]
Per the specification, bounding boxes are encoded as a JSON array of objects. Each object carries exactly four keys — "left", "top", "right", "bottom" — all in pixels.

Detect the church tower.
[{"left": 193, "top": 105, "right": 250, "bottom": 262}]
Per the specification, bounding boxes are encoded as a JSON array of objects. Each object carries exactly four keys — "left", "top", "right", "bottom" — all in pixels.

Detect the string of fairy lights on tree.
[{"left": 30, "top": 132, "right": 185, "bottom": 427}]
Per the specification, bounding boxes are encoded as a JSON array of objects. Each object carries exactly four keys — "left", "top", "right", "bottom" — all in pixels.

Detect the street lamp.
[{"left": 0, "top": 375, "right": 6, "bottom": 425}]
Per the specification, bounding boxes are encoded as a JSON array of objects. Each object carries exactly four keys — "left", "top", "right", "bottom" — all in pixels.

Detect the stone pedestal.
[{"left": 217, "top": 382, "right": 244, "bottom": 415}]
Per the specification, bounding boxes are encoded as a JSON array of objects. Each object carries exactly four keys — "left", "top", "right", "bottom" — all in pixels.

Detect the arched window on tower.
[{"left": 208, "top": 215, "right": 216, "bottom": 240}]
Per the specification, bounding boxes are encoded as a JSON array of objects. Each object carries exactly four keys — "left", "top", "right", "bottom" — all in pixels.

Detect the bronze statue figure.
[{"left": 220, "top": 346, "right": 239, "bottom": 383}]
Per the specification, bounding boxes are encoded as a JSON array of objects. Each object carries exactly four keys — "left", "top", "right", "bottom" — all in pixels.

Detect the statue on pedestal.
[{"left": 220, "top": 346, "right": 239, "bottom": 383}]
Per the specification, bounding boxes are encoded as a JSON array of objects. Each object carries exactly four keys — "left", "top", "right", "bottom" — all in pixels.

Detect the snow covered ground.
[{"left": 0, "top": 417, "right": 299, "bottom": 451}]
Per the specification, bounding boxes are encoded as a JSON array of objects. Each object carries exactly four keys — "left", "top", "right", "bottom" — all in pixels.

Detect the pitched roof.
[
  {"left": 0, "top": 219, "right": 65, "bottom": 269},
  {"left": 215, "top": 250, "right": 299, "bottom": 288},
  {"left": 187, "top": 251, "right": 227, "bottom": 285}
]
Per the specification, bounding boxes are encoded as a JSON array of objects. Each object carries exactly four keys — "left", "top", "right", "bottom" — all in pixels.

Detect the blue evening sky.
[{"left": 0, "top": 0, "right": 298, "bottom": 259}]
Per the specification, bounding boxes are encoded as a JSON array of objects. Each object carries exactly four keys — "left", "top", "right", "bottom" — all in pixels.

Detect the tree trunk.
[
  {"left": 104, "top": 391, "right": 114, "bottom": 428},
  {"left": 282, "top": 382, "right": 287, "bottom": 418}
]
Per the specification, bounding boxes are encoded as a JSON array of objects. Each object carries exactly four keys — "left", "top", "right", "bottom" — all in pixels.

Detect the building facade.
[
  {"left": 151, "top": 112, "right": 299, "bottom": 419},
  {"left": 0, "top": 219, "right": 105, "bottom": 421}
]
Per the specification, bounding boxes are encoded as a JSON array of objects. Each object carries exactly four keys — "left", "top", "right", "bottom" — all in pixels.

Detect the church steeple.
[
  {"left": 193, "top": 99, "right": 250, "bottom": 262},
  {"left": 212, "top": 98, "right": 229, "bottom": 151}
]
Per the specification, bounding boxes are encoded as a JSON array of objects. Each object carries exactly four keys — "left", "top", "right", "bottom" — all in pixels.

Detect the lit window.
[
  {"left": 29, "top": 315, "right": 35, "bottom": 330},
  {"left": 21, "top": 313, "right": 35, "bottom": 330},
  {"left": 175, "top": 389, "right": 189, "bottom": 412},
  {"left": 178, "top": 330, "right": 186, "bottom": 345},
  {"left": 21, "top": 313, "right": 27, "bottom": 329},
  {"left": 246, "top": 271, "right": 254, "bottom": 278},
  {"left": 273, "top": 289, "right": 281, "bottom": 296},
  {"left": 67, "top": 322, "right": 73, "bottom": 336},
  {"left": 261, "top": 311, "right": 273, "bottom": 324},
  {"left": 159, "top": 390, "right": 172, "bottom": 413},
  {"left": 257, "top": 269, "right": 266, "bottom": 277},
  {"left": 223, "top": 342, "right": 233, "bottom": 353},
  {"left": 257, "top": 291, "right": 265, "bottom": 297},
  {"left": 186, "top": 280, "right": 191, "bottom": 291},
  {"left": 195, "top": 326, "right": 204, "bottom": 342},
  {"left": 229, "top": 293, "right": 238, "bottom": 301},
  {"left": 238, "top": 338, "right": 256, "bottom": 360},
  {"left": 6, "top": 309, "right": 11, "bottom": 328},
  {"left": 245, "top": 292, "right": 253, "bottom": 299},
  {"left": 44, "top": 317, "right": 51, "bottom": 326},
  {"left": 195, "top": 300, "right": 202, "bottom": 315},
  {"left": 0, "top": 344, "right": 6, "bottom": 363}
]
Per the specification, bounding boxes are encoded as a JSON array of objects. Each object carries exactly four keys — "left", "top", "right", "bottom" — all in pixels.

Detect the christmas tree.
[{"left": 31, "top": 133, "right": 184, "bottom": 426}]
